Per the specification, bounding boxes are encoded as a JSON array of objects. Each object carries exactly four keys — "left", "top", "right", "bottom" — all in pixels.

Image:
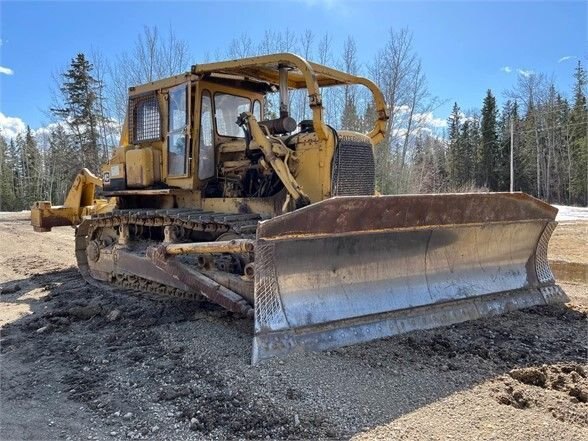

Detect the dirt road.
[{"left": 1, "top": 216, "right": 586, "bottom": 441}]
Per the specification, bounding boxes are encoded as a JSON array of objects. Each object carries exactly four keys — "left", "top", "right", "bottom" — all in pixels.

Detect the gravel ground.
[{"left": 0, "top": 217, "right": 586, "bottom": 441}]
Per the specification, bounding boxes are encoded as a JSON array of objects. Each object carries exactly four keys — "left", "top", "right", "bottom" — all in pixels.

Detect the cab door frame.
[{"left": 165, "top": 82, "right": 191, "bottom": 180}]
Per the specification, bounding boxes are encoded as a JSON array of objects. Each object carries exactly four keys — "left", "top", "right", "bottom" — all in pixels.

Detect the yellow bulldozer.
[{"left": 31, "top": 53, "right": 566, "bottom": 363}]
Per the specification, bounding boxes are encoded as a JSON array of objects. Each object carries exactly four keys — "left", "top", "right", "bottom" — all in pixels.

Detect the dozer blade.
[{"left": 252, "top": 192, "right": 567, "bottom": 363}]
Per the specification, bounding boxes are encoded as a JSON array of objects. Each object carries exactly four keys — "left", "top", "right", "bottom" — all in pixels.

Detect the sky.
[{"left": 0, "top": 0, "right": 586, "bottom": 138}]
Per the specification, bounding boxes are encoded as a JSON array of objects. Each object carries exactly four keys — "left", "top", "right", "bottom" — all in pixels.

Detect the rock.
[
  {"left": 49, "top": 316, "right": 70, "bottom": 326},
  {"left": 0, "top": 284, "right": 21, "bottom": 295},
  {"left": 123, "top": 412, "right": 133, "bottom": 420},
  {"left": 110, "top": 432, "right": 117, "bottom": 436},
  {"left": 113, "top": 411, "right": 121, "bottom": 417},
  {"left": 569, "top": 386, "right": 588, "bottom": 403},
  {"left": 189, "top": 418, "right": 199, "bottom": 431},
  {"left": 294, "top": 414, "right": 300, "bottom": 426},
  {"left": 107, "top": 309, "right": 121, "bottom": 322},
  {"left": 151, "top": 425, "right": 159, "bottom": 433},
  {"left": 67, "top": 305, "right": 102, "bottom": 320},
  {"left": 158, "top": 386, "right": 190, "bottom": 401},
  {"left": 36, "top": 326, "right": 50, "bottom": 334}
]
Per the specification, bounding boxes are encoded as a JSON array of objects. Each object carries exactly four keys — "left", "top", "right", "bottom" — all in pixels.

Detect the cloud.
[
  {"left": 395, "top": 104, "right": 411, "bottom": 114},
  {"left": 416, "top": 111, "right": 447, "bottom": 128},
  {"left": 0, "top": 66, "right": 14, "bottom": 75},
  {"left": 558, "top": 55, "right": 577, "bottom": 63},
  {"left": 517, "top": 69, "right": 534, "bottom": 78},
  {"left": 500, "top": 66, "right": 512, "bottom": 74},
  {"left": 0, "top": 112, "right": 27, "bottom": 140}
]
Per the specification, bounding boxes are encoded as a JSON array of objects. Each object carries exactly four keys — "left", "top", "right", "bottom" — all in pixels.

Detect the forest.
[{"left": 0, "top": 26, "right": 586, "bottom": 211}]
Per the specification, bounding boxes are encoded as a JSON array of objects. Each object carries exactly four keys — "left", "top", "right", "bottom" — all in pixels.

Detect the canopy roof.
[{"left": 192, "top": 53, "right": 369, "bottom": 89}]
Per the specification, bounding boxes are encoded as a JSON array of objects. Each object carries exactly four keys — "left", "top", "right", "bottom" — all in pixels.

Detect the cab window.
[
  {"left": 214, "top": 93, "right": 251, "bottom": 137},
  {"left": 167, "top": 84, "right": 188, "bottom": 176},
  {"left": 253, "top": 99, "right": 262, "bottom": 121},
  {"left": 198, "top": 91, "right": 215, "bottom": 180}
]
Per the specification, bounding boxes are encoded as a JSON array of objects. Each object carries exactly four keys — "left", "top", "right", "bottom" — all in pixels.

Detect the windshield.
[{"left": 214, "top": 93, "right": 251, "bottom": 137}]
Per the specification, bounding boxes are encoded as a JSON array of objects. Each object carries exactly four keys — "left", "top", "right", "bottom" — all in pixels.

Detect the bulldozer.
[{"left": 31, "top": 53, "right": 567, "bottom": 363}]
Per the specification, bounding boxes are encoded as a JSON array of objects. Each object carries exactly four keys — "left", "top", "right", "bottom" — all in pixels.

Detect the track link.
[{"left": 75, "top": 208, "right": 262, "bottom": 303}]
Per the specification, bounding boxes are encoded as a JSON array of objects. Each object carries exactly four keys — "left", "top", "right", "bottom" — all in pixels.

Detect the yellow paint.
[{"left": 32, "top": 53, "right": 389, "bottom": 224}]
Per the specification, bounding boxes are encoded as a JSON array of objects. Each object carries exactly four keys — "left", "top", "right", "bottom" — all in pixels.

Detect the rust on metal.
[
  {"left": 257, "top": 192, "right": 558, "bottom": 240},
  {"left": 146, "top": 246, "right": 253, "bottom": 317},
  {"left": 163, "top": 239, "right": 254, "bottom": 255}
]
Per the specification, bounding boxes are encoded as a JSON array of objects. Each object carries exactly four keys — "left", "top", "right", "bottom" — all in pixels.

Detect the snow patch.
[{"left": 554, "top": 205, "right": 588, "bottom": 222}]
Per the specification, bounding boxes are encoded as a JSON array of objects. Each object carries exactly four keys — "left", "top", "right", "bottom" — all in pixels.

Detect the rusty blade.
[
  {"left": 251, "top": 193, "right": 566, "bottom": 363},
  {"left": 257, "top": 192, "right": 558, "bottom": 239}
]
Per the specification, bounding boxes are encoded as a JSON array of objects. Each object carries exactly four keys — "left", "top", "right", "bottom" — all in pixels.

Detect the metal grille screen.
[
  {"left": 128, "top": 93, "right": 161, "bottom": 143},
  {"left": 332, "top": 138, "right": 375, "bottom": 196}
]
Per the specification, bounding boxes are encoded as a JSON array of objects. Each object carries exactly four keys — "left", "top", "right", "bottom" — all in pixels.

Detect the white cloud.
[
  {"left": 416, "top": 111, "right": 447, "bottom": 128},
  {"left": 558, "top": 55, "right": 577, "bottom": 63},
  {"left": 0, "top": 112, "right": 27, "bottom": 140},
  {"left": 0, "top": 66, "right": 14, "bottom": 75},
  {"left": 517, "top": 69, "right": 534, "bottom": 78},
  {"left": 500, "top": 66, "right": 512, "bottom": 73}
]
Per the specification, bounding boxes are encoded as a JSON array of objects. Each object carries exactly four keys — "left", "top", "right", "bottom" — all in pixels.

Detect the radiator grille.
[
  {"left": 128, "top": 92, "right": 161, "bottom": 144},
  {"left": 331, "top": 135, "right": 375, "bottom": 196}
]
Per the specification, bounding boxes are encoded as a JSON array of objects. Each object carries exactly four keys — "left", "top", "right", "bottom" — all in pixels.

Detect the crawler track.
[{"left": 74, "top": 208, "right": 263, "bottom": 302}]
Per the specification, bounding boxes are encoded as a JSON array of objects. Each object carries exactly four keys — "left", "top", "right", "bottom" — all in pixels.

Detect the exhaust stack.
[{"left": 279, "top": 66, "right": 289, "bottom": 118}]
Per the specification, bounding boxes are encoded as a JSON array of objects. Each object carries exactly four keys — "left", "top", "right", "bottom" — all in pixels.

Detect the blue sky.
[{"left": 0, "top": 0, "right": 585, "bottom": 136}]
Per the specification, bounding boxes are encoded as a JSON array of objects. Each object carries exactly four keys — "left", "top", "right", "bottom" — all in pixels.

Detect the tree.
[
  {"left": 479, "top": 89, "right": 499, "bottom": 189},
  {"left": 52, "top": 53, "right": 103, "bottom": 172},
  {"left": 109, "top": 26, "right": 190, "bottom": 122},
  {"left": 495, "top": 101, "right": 515, "bottom": 191},
  {"left": 340, "top": 36, "right": 361, "bottom": 131},
  {"left": 569, "top": 61, "right": 588, "bottom": 205},
  {"left": 508, "top": 72, "right": 547, "bottom": 198},
  {"left": 21, "top": 127, "right": 42, "bottom": 204},
  {"left": 0, "top": 133, "right": 17, "bottom": 210},
  {"left": 45, "top": 124, "right": 77, "bottom": 204},
  {"left": 446, "top": 102, "right": 462, "bottom": 185}
]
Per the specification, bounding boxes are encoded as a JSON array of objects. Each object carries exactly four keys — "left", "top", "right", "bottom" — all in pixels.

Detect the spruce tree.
[
  {"left": 495, "top": 101, "right": 514, "bottom": 191},
  {"left": 458, "top": 120, "right": 475, "bottom": 186},
  {"left": 569, "top": 61, "right": 587, "bottom": 205},
  {"left": 20, "top": 126, "right": 42, "bottom": 207},
  {"left": 52, "top": 53, "right": 102, "bottom": 172},
  {"left": 479, "top": 90, "right": 499, "bottom": 189},
  {"left": 341, "top": 97, "right": 361, "bottom": 131},
  {"left": 446, "top": 102, "right": 462, "bottom": 187}
]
